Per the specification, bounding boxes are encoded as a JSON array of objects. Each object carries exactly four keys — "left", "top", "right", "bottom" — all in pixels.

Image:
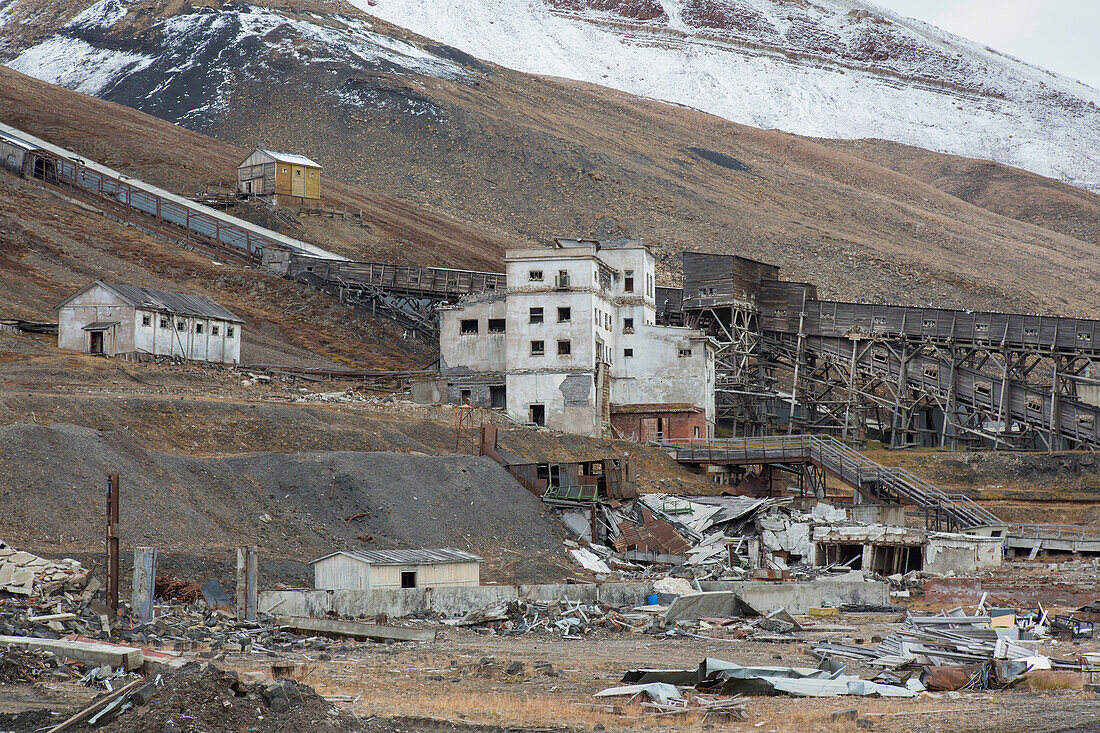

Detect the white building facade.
[
  {"left": 439, "top": 239, "right": 715, "bottom": 438},
  {"left": 56, "top": 281, "right": 242, "bottom": 364}
]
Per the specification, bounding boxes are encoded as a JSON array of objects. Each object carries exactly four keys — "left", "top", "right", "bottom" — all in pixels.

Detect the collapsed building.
[{"left": 436, "top": 239, "right": 716, "bottom": 438}]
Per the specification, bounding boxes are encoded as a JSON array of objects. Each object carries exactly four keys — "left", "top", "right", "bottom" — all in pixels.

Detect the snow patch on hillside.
[
  {"left": 9, "top": 36, "right": 152, "bottom": 95},
  {"left": 359, "top": 0, "right": 1100, "bottom": 191}
]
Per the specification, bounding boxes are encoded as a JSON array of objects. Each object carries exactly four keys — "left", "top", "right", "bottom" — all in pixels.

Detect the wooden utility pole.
[{"left": 106, "top": 473, "right": 120, "bottom": 615}]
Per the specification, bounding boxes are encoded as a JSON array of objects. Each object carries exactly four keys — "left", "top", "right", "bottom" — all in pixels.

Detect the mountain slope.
[
  {"left": 1, "top": 2, "right": 1099, "bottom": 318},
  {"left": 358, "top": 0, "right": 1100, "bottom": 192}
]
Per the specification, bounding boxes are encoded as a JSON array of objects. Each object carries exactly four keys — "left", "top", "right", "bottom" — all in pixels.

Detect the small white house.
[
  {"left": 56, "top": 281, "right": 242, "bottom": 364},
  {"left": 310, "top": 549, "right": 482, "bottom": 591}
]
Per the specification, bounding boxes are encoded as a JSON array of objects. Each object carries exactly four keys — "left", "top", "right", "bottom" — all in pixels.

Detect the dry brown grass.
[{"left": 1014, "top": 671, "right": 1083, "bottom": 692}]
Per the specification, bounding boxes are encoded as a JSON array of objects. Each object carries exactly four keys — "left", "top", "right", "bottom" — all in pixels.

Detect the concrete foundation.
[{"left": 258, "top": 577, "right": 886, "bottom": 619}]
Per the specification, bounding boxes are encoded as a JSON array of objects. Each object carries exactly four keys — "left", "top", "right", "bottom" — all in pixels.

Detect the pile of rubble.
[
  {"left": 0, "top": 643, "right": 70, "bottom": 683},
  {"left": 28, "top": 662, "right": 364, "bottom": 733},
  {"left": 808, "top": 604, "right": 1091, "bottom": 692},
  {"left": 446, "top": 599, "right": 649, "bottom": 636},
  {"left": 0, "top": 541, "right": 91, "bottom": 597}
]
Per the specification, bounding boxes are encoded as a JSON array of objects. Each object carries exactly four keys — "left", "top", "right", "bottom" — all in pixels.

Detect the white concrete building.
[
  {"left": 56, "top": 281, "right": 242, "bottom": 364},
  {"left": 438, "top": 239, "right": 716, "bottom": 438},
  {"left": 311, "top": 549, "right": 482, "bottom": 590}
]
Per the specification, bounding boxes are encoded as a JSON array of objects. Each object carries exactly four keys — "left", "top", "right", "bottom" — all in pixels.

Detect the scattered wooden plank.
[{"left": 46, "top": 677, "right": 143, "bottom": 733}]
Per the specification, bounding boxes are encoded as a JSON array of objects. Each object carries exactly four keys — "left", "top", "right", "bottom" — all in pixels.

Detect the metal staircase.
[{"left": 665, "top": 435, "right": 1002, "bottom": 531}]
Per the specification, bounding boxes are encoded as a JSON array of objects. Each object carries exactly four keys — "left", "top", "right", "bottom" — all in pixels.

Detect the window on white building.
[
  {"left": 558, "top": 307, "right": 571, "bottom": 323},
  {"left": 227, "top": 326, "right": 235, "bottom": 338},
  {"left": 623, "top": 317, "right": 634, "bottom": 333},
  {"left": 195, "top": 322, "right": 204, "bottom": 334},
  {"left": 557, "top": 340, "right": 571, "bottom": 356},
  {"left": 212, "top": 325, "right": 220, "bottom": 336},
  {"left": 531, "top": 340, "right": 545, "bottom": 356},
  {"left": 624, "top": 348, "right": 634, "bottom": 358},
  {"left": 530, "top": 404, "right": 546, "bottom": 426},
  {"left": 176, "top": 320, "right": 186, "bottom": 331},
  {"left": 678, "top": 348, "right": 692, "bottom": 358},
  {"left": 159, "top": 317, "right": 168, "bottom": 329},
  {"left": 488, "top": 318, "right": 506, "bottom": 333},
  {"left": 142, "top": 314, "right": 151, "bottom": 327},
  {"left": 529, "top": 270, "right": 543, "bottom": 281},
  {"left": 460, "top": 319, "right": 479, "bottom": 334},
  {"left": 624, "top": 270, "right": 634, "bottom": 293},
  {"left": 530, "top": 307, "right": 544, "bottom": 324}
]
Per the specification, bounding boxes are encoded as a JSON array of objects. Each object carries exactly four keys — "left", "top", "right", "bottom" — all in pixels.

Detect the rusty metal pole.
[{"left": 106, "top": 473, "right": 120, "bottom": 615}]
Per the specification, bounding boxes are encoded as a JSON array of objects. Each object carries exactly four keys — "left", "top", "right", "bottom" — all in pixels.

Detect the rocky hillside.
[
  {"left": 1, "top": 1, "right": 1099, "bottom": 317},
  {"left": 362, "top": 0, "right": 1100, "bottom": 193}
]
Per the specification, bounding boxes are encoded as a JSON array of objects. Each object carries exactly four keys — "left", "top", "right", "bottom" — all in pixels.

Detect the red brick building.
[{"left": 610, "top": 403, "right": 707, "bottom": 442}]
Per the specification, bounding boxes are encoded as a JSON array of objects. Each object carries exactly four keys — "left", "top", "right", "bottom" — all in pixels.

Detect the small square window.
[
  {"left": 529, "top": 270, "right": 544, "bottom": 282},
  {"left": 530, "top": 340, "right": 545, "bottom": 356},
  {"left": 557, "top": 340, "right": 571, "bottom": 356},
  {"left": 678, "top": 348, "right": 692, "bottom": 358},
  {"left": 488, "top": 318, "right": 506, "bottom": 333},
  {"left": 530, "top": 307, "right": 544, "bottom": 324},
  {"left": 227, "top": 326, "right": 235, "bottom": 338},
  {"left": 176, "top": 320, "right": 186, "bottom": 331},
  {"left": 142, "top": 314, "right": 151, "bottom": 327},
  {"left": 460, "top": 319, "right": 479, "bottom": 334},
  {"left": 159, "top": 318, "right": 168, "bottom": 329},
  {"left": 195, "top": 322, "right": 204, "bottom": 334},
  {"left": 212, "top": 325, "right": 220, "bottom": 336},
  {"left": 624, "top": 348, "right": 634, "bottom": 358},
  {"left": 623, "top": 317, "right": 634, "bottom": 333},
  {"left": 558, "top": 307, "right": 571, "bottom": 323}
]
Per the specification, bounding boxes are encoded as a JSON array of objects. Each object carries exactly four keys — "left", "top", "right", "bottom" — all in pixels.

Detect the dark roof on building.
[
  {"left": 310, "top": 548, "right": 483, "bottom": 566},
  {"left": 57, "top": 281, "right": 241, "bottom": 323}
]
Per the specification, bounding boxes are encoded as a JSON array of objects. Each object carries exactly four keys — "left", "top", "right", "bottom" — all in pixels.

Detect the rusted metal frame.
[{"left": 105, "top": 473, "right": 120, "bottom": 615}]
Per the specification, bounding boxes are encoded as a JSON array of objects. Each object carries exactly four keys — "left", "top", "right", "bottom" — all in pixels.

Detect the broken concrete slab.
[
  {"left": 274, "top": 616, "right": 434, "bottom": 642},
  {"left": 0, "top": 635, "right": 143, "bottom": 671}
]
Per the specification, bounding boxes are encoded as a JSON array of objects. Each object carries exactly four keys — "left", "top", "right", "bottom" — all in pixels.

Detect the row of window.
[
  {"left": 460, "top": 307, "right": 584, "bottom": 335},
  {"left": 524, "top": 341, "right": 690, "bottom": 359},
  {"left": 526, "top": 267, "right": 653, "bottom": 297},
  {"left": 141, "top": 313, "right": 234, "bottom": 338},
  {"left": 529, "top": 340, "right": 571, "bottom": 356}
]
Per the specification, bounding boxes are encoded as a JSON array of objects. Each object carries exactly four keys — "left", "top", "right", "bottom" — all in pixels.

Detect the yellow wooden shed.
[{"left": 237, "top": 147, "right": 321, "bottom": 205}]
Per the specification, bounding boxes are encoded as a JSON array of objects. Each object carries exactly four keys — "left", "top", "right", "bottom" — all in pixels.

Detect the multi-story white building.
[{"left": 438, "top": 239, "right": 715, "bottom": 438}]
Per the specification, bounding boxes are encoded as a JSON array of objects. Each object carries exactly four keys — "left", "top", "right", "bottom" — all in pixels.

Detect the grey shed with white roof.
[
  {"left": 56, "top": 281, "right": 242, "bottom": 364},
  {"left": 310, "top": 548, "right": 482, "bottom": 590}
]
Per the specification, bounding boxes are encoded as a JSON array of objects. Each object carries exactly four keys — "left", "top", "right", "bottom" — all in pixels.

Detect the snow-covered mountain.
[
  {"left": 0, "top": 0, "right": 468, "bottom": 130},
  {"left": 360, "top": 0, "right": 1100, "bottom": 192}
]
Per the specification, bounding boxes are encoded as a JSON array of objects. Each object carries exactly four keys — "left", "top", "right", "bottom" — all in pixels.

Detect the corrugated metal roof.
[
  {"left": 310, "top": 548, "right": 483, "bottom": 566},
  {"left": 259, "top": 149, "right": 322, "bottom": 168},
  {"left": 95, "top": 282, "right": 241, "bottom": 322}
]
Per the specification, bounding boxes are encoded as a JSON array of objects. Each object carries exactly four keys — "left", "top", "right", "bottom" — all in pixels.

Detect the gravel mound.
[{"left": 0, "top": 424, "right": 569, "bottom": 585}]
